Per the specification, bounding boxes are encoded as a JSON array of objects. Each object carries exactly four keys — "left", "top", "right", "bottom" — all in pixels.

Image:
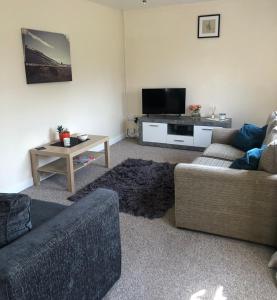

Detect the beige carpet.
[{"left": 24, "top": 139, "right": 277, "bottom": 300}]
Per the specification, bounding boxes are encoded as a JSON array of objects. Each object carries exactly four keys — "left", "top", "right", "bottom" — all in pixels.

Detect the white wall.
[
  {"left": 124, "top": 0, "right": 277, "bottom": 128},
  {"left": 0, "top": 0, "right": 126, "bottom": 192}
]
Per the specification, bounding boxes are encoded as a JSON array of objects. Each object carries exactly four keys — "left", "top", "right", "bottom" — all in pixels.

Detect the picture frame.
[
  {"left": 198, "top": 14, "right": 221, "bottom": 38},
  {"left": 21, "top": 28, "right": 72, "bottom": 84}
]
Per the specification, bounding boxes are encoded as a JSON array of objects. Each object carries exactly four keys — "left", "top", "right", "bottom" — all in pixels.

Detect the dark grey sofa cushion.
[{"left": 0, "top": 194, "right": 32, "bottom": 248}]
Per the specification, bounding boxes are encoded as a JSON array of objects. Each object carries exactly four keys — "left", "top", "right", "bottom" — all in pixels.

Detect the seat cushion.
[
  {"left": 193, "top": 156, "right": 232, "bottom": 168},
  {"left": 0, "top": 194, "right": 32, "bottom": 248},
  {"left": 203, "top": 143, "right": 245, "bottom": 161}
]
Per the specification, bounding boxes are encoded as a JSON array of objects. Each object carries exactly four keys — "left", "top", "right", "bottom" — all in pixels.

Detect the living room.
[{"left": 0, "top": 0, "right": 277, "bottom": 299}]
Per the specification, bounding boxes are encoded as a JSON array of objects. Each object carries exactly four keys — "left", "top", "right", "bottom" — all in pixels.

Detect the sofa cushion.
[
  {"left": 0, "top": 194, "right": 32, "bottom": 248},
  {"left": 193, "top": 156, "right": 232, "bottom": 168},
  {"left": 230, "top": 146, "right": 266, "bottom": 170},
  {"left": 259, "top": 126, "right": 277, "bottom": 174},
  {"left": 203, "top": 143, "right": 245, "bottom": 161},
  {"left": 232, "top": 124, "right": 267, "bottom": 152}
]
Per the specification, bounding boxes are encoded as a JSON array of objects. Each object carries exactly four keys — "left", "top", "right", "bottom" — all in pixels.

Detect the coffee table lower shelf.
[{"left": 38, "top": 151, "right": 103, "bottom": 175}]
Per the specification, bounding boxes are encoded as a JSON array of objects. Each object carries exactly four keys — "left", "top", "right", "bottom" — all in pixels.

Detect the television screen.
[{"left": 142, "top": 88, "right": 186, "bottom": 115}]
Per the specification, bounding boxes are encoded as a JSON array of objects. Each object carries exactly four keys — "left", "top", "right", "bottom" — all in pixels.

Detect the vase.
[
  {"left": 59, "top": 132, "right": 70, "bottom": 142},
  {"left": 191, "top": 111, "right": 201, "bottom": 118}
]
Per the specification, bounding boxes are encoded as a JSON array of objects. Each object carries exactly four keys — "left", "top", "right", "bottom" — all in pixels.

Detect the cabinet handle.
[
  {"left": 202, "top": 128, "right": 213, "bottom": 131},
  {"left": 174, "top": 140, "right": 184, "bottom": 142},
  {"left": 149, "top": 125, "right": 159, "bottom": 127}
]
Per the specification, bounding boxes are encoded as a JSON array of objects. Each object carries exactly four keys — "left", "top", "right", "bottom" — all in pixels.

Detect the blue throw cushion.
[
  {"left": 0, "top": 194, "right": 32, "bottom": 248},
  {"left": 230, "top": 146, "right": 267, "bottom": 170},
  {"left": 232, "top": 124, "right": 267, "bottom": 151}
]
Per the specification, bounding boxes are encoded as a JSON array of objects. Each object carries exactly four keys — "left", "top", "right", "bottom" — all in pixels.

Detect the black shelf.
[{"left": 168, "top": 124, "right": 194, "bottom": 136}]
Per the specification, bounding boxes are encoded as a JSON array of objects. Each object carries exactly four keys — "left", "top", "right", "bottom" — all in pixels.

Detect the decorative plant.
[
  {"left": 57, "top": 125, "right": 70, "bottom": 142},
  {"left": 57, "top": 125, "right": 70, "bottom": 133},
  {"left": 189, "top": 104, "right": 202, "bottom": 113},
  {"left": 57, "top": 125, "right": 64, "bottom": 134},
  {"left": 189, "top": 104, "right": 202, "bottom": 118}
]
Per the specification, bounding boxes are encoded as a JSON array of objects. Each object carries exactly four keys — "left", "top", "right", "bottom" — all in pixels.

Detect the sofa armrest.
[
  {"left": 212, "top": 128, "right": 239, "bottom": 145},
  {"left": 0, "top": 188, "right": 121, "bottom": 300},
  {"left": 175, "top": 163, "right": 277, "bottom": 245}
]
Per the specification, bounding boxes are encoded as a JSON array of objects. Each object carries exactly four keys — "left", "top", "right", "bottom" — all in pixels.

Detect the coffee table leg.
[
  {"left": 66, "top": 156, "right": 75, "bottom": 193},
  {"left": 30, "top": 152, "right": 40, "bottom": 186},
  {"left": 104, "top": 140, "right": 110, "bottom": 168}
]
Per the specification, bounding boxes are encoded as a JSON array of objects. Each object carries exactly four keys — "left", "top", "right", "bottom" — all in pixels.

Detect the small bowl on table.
[{"left": 77, "top": 134, "right": 88, "bottom": 142}]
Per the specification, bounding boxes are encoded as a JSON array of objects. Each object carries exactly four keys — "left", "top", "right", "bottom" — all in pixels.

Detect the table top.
[{"left": 30, "top": 134, "right": 109, "bottom": 157}]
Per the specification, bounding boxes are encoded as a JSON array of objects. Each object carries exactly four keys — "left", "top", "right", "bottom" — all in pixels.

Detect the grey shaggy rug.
[{"left": 68, "top": 158, "right": 176, "bottom": 219}]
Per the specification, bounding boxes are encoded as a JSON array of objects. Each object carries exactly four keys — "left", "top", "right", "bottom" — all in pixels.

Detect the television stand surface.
[{"left": 146, "top": 114, "right": 183, "bottom": 119}]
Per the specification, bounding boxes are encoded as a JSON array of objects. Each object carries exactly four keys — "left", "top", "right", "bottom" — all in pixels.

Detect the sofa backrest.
[{"left": 259, "top": 112, "right": 277, "bottom": 174}]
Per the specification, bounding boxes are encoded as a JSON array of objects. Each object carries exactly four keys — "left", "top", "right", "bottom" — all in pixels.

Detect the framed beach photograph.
[
  {"left": 198, "top": 14, "right": 221, "bottom": 38},
  {"left": 21, "top": 28, "right": 72, "bottom": 84}
]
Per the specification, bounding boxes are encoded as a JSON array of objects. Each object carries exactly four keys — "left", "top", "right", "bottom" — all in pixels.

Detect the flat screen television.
[{"left": 142, "top": 88, "right": 186, "bottom": 115}]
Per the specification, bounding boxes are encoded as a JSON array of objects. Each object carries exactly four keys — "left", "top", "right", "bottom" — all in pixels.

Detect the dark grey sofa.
[{"left": 0, "top": 188, "right": 121, "bottom": 300}]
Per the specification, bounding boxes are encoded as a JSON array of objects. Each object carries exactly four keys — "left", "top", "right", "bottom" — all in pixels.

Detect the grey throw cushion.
[{"left": 0, "top": 193, "right": 32, "bottom": 248}]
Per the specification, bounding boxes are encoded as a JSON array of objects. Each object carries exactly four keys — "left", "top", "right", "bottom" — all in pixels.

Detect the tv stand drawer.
[
  {"left": 142, "top": 122, "right": 167, "bottom": 143},
  {"left": 166, "top": 134, "right": 194, "bottom": 146}
]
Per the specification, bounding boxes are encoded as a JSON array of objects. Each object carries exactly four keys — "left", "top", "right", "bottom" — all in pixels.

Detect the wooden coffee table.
[{"left": 30, "top": 135, "right": 110, "bottom": 193}]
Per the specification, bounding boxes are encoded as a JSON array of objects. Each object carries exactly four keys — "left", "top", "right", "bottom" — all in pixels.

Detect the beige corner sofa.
[{"left": 175, "top": 112, "right": 277, "bottom": 246}]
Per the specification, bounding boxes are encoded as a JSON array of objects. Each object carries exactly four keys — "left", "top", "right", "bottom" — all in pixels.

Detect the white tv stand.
[{"left": 138, "top": 115, "right": 232, "bottom": 150}]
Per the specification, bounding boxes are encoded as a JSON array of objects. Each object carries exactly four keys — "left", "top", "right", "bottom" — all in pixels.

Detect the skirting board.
[{"left": 3, "top": 133, "right": 125, "bottom": 193}]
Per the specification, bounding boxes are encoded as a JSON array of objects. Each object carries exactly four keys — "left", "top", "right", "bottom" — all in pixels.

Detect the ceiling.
[{"left": 90, "top": 0, "right": 215, "bottom": 10}]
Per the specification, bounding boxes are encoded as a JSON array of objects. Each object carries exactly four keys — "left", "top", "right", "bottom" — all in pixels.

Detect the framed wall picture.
[
  {"left": 198, "top": 14, "right": 221, "bottom": 38},
  {"left": 21, "top": 28, "right": 72, "bottom": 84}
]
